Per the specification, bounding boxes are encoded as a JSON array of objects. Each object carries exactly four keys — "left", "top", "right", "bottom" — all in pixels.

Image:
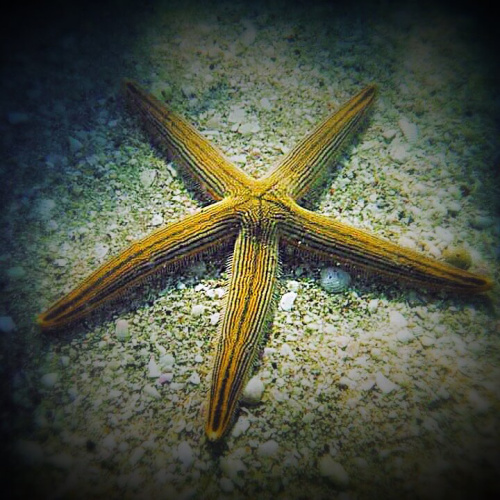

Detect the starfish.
[{"left": 38, "top": 80, "right": 493, "bottom": 441}]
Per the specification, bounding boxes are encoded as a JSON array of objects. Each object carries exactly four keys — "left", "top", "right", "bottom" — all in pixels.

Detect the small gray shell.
[{"left": 320, "top": 267, "right": 351, "bottom": 293}]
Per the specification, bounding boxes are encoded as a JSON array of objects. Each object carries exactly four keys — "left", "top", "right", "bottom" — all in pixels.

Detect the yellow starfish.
[{"left": 38, "top": 80, "right": 492, "bottom": 441}]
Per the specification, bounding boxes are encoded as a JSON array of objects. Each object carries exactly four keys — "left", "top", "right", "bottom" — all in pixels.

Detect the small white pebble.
[
  {"left": 382, "top": 128, "right": 397, "bottom": 141},
  {"left": 151, "top": 213, "right": 164, "bottom": 226},
  {"left": 279, "top": 291, "right": 297, "bottom": 311},
  {"left": 148, "top": 357, "right": 161, "bottom": 378},
  {"left": 115, "top": 319, "right": 130, "bottom": 341},
  {"left": 420, "top": 335, "right": 435, "bottom": 347},
  {"left": 232, "top": 416, "right": 250, "bottom": 437},
  {"left": 220, "top": 456, "right": 247, "bottom": 481},
  {"left": 143, "top": 384, "right": 161, "bottom": 399},
  {"left": 398, "top": 117, "right": 418, "bottom": 143},
  {"left": 279, "top": 343, "right": 295, "bottom": 360},
  {"left": 210, "top": 312, "right": 220, "bottom": 325},
  {"left": 242, "top": 376, "right": 265, "bottom": 404},
  {"left": 227, "top": 107, "right": 246, "bottom": 124},
  {"left": 139, "top": 169, "right": 156, "bottom": 188},
  {"left": 159, "top": 354, "right": 175, "bottom": 369},
  {"left": 259, "top": 97, "right": 272, "bottom": 110},
  {"left": 389, "top": 310, "right": 407, "bottom": 329},
  {"left": 191, "top": 304, "right": 206, "bottom": 316},
  {"left": 389, "top": 141, "right": 409, "bottom": 162},
  {"left": 447, "top": 200, "right": 461, "bottom": 216},
  {"left": 94, "top": 243, "right": 109, "bottom": 260},
  {"left": 178, "top": 441, "right": 194, "bottom": 468},
  {"left": 396, "top": 329, "right": 414, "bottom": 343},
  {"left": 468, "top": 389, "right": 490, "bottom": 413},
  {"left": 188, "top": 372, "right": 200, "bottom": 385},
  {"left": 257, "top": 440, "right": 279, "bottom": 457},
  {"left": 434, "top": 226, "right": 454, "bottom": 244},
  {"left": 158, "top": 373, "right": 173, "bottom": 384},
  {"left": 375, "top": 372, "right": 399, "bottom": 394}
]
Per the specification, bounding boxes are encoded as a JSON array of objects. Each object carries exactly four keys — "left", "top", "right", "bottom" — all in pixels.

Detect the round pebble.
[{"left": 320, "top": 267, "right": 351, "bottom": 293}]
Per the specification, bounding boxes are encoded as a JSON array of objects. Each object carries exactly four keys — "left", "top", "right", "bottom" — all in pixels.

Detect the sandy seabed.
[{"left": 1, "top": 1, "right": 499, "bottom": 499}]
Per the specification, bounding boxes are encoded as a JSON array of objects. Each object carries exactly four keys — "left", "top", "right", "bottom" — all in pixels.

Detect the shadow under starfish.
[{"left": 38, "top": 80, "right": 493, "bottom": 441}]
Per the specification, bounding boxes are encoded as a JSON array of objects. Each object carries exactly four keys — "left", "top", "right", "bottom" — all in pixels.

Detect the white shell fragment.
[{"left": 320, "top": 267, "right": 351, "bottom": 293}]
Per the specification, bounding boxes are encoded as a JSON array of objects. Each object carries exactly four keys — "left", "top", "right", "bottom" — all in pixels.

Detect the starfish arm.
[
  {"left": 262, "top": 85, "right": 377, "bottom": 201},
  {"left": 38, "top": 198, "right": 241, "bottom": 330},
  {"left": 123, "top": 79, "right": 253, "bottom": 200},
  {"left": 282, "top": 201, "right": 493, "bottom": 293},
  {"left": 206, "top": 219, "right": 279, "bottom": 441}
]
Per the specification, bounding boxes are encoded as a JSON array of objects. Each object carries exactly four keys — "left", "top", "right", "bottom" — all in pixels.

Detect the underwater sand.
[{"left": 1, "top": 1, "right": 499, "bottom": 499}]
